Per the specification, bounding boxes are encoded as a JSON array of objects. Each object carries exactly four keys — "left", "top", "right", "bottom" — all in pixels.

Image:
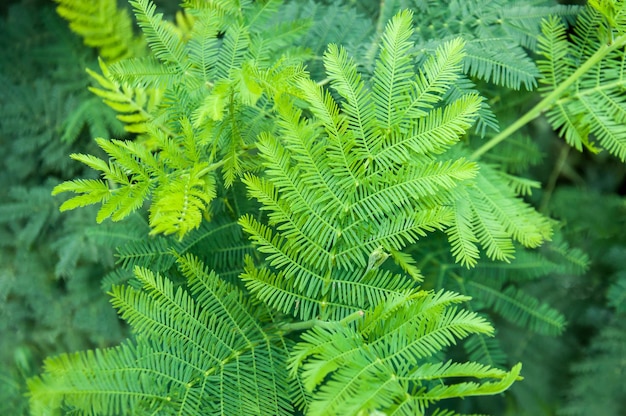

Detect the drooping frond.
[
  {"left": 464, "top": 37, "right": 539, "bottom": 90},
  {"left": 537, "top": 3, "right": 626, "bottom": 160},
  {"left": 446, "top": 161, "right": 553, "bottom": 267},
  {"left": 87, "top": 58, "right": 163, "bottom": 134},
  {"left": 28, "top": 255, "right": 293, "bottom": 415},
  {"left": 289, "top": 291, "right": 522, "bottom": 415},
  {"left": 466, "top": 281, "right": 566, "bottom": 336}
]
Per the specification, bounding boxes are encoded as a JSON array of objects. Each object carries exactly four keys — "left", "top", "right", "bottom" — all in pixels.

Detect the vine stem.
[{"left": 469, "top": 33, "right": 626, "bottom": 161}]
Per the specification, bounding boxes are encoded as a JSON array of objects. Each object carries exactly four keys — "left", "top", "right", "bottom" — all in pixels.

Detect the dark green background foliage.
[{"left": 1, "top": 0, "right": 625, "bottom": 415}]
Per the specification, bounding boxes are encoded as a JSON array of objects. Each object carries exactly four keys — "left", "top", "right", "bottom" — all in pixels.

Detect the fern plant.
[
  {"left": 27, "top": 4, "right": 528, "bottom": 414},
  {"left": 19, "top": 0, "right": 626, "bottom": 414}
]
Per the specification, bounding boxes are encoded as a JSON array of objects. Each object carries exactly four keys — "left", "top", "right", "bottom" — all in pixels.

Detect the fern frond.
[
  {"left": 324, "top": 43, "right": 378, "bottom": 159},
  {"left": 403, "top": 37, "right": 467, "bottom": 122},
  {"left": 212, "top": 22, "right": 250, "bottom": 80},
  {"left": 500, "top": 4, "right": 580, "bottom": 50},
  {"left": 241, "top": 12, "right": 543, "bottom": 323},
  {"left": 372, "top": 9, "right": 415, "bottom": 130},
  {"left": 464, "top": 38, "right": 539, "bottom": 90},
  {"left": 149, "top": 163, "right": 216, "bottom": 239},
  {"left": 53, "top": 133, "right": 219, "bottom": 237},
  {"left": 55, "top": 0, "right": 308, "bottom": 238},
  {"left": 467, "top": 281, "right": 566, "bottom": 336},
  {"left": 446, "top": 161, "right": 553, "bottom": 267},
  {"left": 130, "top": 0, "right": 187, "bottom": 70},
  {"left": 28, "top": 256, "right": 293, "bottom": 415},
  {"left": 28, "top": 342, "right": 176, "bottom": 415},
  {"left": 289, "top": 291, "right": 521, "bottom": 415},
  {"left": 464, "top": 332, "right": 508, "bottom": 369},
  {"left": 375, "top": 94, "right": 481, "bottom": 166},
  {"left": 186, "top": 10, "right": 220, "bottom": 85},
  {"left": 87, "top": 58, "right": 161, "bottom": 134}
]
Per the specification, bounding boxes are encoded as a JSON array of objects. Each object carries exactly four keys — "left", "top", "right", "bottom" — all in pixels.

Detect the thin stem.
[
  {"left": 470, "top": 33, "right": 626, "bottom": 161},
  {"left": 540, "top": 145, "right": 570, "bottom": 213},
  {"left": 280, "top": 310, "right": 364, "bottom": 333}
]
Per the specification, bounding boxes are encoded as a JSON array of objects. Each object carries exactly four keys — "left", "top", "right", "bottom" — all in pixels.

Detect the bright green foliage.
[
  {"left": 446, "top": 161, "right": 553, "bottom": 267},
  {"left": 53, "top": 0, "right": 309, "bottom": 238},
  {"left": 9, "top": 0, "right": 626, "bottom": 415},
  {"left": 241, "top": 11, "right": 554, "bottom": 328},
  {"left": 537, "top": 2, "right": 626, "bottom": 160},
  {"left": 290, "top": 291, "right": 522, "bottom": 415},
  {"left": 86, "top": 58, "right": 162, "bottom": 135}
]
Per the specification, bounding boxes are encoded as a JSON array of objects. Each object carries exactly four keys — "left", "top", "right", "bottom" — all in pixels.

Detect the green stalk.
[
  {"left": 280, "top": 310, "right": 364, "bottom": 332},
  {"left": 470, "top": 33, "right": 626, "bottom": 161}
]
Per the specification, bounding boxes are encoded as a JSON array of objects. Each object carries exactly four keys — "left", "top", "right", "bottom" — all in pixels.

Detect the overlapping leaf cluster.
[
  {"left": 538, "top": 0, "right": 626, "bottom": 160},
  {"left": 52, "top": 0, "right": 308, "bottom": 238},
  {"left": 20, "top": 0, "right": 626, "bottom": 415}
]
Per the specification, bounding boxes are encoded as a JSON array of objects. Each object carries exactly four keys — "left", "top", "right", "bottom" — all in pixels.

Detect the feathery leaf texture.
[
  {"left": 53, "top": 133, "right": 216, "bottom": 239},
  {"left": 446, "top": 161, "right": 553, "bottom": 268},
  {"left": 28, "top": 255, "right": 293, "bottom": 415},
  {"left": 289, "top": 291, "right": 522, "bottom": 415},
  {"left": 87, "top": 58, "right": 162, "bottom": 134},
  {"left": 53, "top": 0, "right": 308, "bottom": 237},
  {"left": 11, "top": 0, "right": 626, "bottom": 415},
  {"left": 241, "top": 11, "right": 482, "bottom": 320},
  {"left": 538, "top": 3, "right": 626, "bottom": 160},
  {"left": 406, "top": 1, "right": 579, "bottom": 91},
  {"left": 241, "top": 10, "right": 554, "bottom": 330}
]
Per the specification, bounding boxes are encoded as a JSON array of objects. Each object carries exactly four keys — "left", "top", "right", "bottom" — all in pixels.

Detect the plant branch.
[{"left": 470, "top": 33, "right": 626, "bottom": 160}]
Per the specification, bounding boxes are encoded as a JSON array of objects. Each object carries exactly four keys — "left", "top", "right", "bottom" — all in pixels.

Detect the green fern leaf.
[
  {"left": 28, "top": 255, "right": 294, "bottom": 415},
  {"left": 130, "top": 0, "right": 187, "bottom": 69},
  {"left": 464, "top": 38, "right": 539, "bottom": 90},
  {"left": 87, "top": 58, "right": 161, "bottom": 134},
  {"left": 446, "top": 161, "right": 553, "bottom": 267},
  {"left": 467, "top": 281, "right": 566, "bottom": 336},
  {"left": 371, "top": 9, "right": 415, "bottom": 130},
  {"left": 289, "top": 291, "right": 522, "bottom": 415}
]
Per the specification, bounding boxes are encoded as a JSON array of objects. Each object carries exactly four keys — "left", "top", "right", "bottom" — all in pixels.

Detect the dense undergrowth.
[{"left": 0, "top": 0, "right": 625, "bottom": 414}]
